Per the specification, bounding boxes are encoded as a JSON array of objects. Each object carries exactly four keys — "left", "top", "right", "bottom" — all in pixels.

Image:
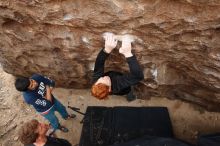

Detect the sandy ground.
[{"left": 1, "top": 67, "right": 220, "bottom": 146}]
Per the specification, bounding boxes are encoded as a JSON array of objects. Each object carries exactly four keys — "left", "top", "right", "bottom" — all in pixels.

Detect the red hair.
[{"left": 91, "top": 83, "right": 110, "bottom": 99}]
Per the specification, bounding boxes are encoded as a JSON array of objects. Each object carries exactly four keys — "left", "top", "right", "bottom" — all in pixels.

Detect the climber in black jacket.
[{"left": 91, "top": 33, "right": 144, "bottom": 101}]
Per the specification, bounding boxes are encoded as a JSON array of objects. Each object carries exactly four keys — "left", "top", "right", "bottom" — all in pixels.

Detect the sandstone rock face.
[{"left": 0, "top": 0, "right": 220, "bottom": 111}]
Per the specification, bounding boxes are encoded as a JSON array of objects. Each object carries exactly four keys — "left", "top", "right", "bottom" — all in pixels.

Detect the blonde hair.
[{"left": 18, "top": 119, "right": 39, "bottom": 145}]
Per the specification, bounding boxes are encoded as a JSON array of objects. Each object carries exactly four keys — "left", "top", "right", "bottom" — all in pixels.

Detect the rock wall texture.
[{"left": 0, "top": 0, "right": 220, "bottom": 111}]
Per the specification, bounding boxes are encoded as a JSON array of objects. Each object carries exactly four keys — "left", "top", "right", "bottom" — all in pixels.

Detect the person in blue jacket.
[{"left": 15, "top": 74, "right": 75, "bottom": 133}]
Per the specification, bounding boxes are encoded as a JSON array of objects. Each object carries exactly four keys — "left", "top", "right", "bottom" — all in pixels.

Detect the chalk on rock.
[
  {"left": 115, "top": 34, "right": 135, "bottom": 43},
  {"left": 102, "top": 32, "right": 136, "bottom": 43},
  {"left": 102, "top": 32, "right": 115, "bottom": 40},
  {"left": 14, "top": 136, "right": 18, "bottom": 141}
]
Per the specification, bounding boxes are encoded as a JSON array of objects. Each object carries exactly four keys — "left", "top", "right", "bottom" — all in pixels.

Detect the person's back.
[{"left": 104, "top": 71, "right": 131, "bottom": 95}]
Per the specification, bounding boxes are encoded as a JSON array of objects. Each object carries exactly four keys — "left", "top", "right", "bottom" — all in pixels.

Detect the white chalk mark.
[
  {"left": 151, "top": 68, "right": 158, "bottom": 81},
  {"left": 82, "top": 36, "right": 89, "bottom": 44},
  {"left": 102, "top": 32, "right": 143, "bottom": 43},
  {"left": 63, "top": 14, "right": 73, "bottom": 21}
]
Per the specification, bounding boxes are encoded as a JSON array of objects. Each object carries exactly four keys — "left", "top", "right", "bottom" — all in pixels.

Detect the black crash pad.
[
  {"left": 198, "top": 133, "right": 220, "bottom": 146},
  {"left": 79, "top": 106, "right": 173, "bottom": 146},
  {"left": 110, "top": 135, "right": 193, "bottom": 146}
]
